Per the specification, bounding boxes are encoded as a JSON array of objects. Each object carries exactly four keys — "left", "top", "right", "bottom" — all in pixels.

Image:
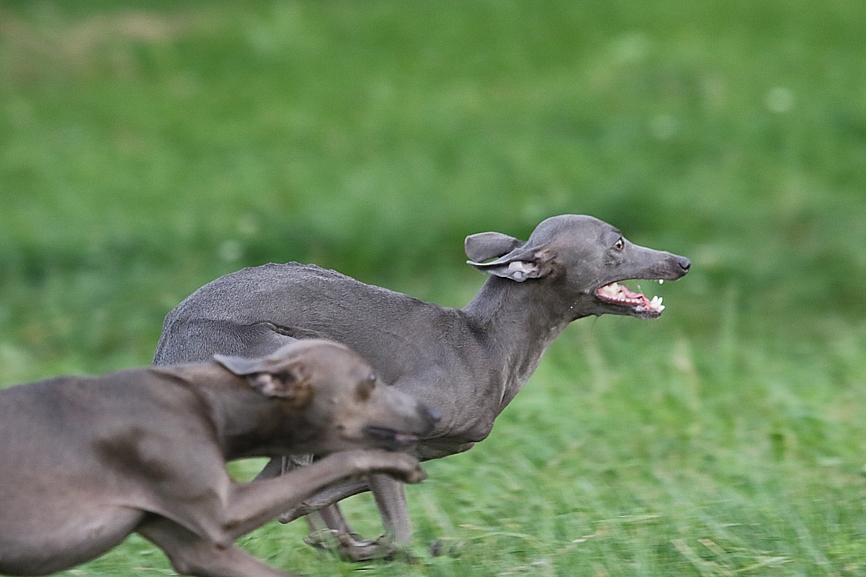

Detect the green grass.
[{"left": 2, "top": 0, "right": 866, "bottom": 575}]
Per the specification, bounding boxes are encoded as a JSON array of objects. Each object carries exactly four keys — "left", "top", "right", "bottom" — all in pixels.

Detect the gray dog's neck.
[{"left": 462, "top": 275, "right": 576, "bottom": 411}]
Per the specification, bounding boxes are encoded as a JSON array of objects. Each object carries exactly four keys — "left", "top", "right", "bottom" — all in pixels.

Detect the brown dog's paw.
[
  {"left": 396, "top": 462, "right": 427, "bottom": 484},
  {"left": 341, "top": 450, "right": 425, "bottom": 483},
  {"left": 382, "top": 453, "right": 426, "bottom": 484}
]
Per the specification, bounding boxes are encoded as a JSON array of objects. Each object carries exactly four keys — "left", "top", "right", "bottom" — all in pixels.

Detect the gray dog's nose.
[{"left": 677, "top": 256, "right": 691, "bottom": 273}]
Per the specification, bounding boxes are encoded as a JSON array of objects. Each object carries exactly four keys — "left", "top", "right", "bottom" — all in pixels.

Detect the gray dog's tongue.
[{"left": 597, "top": 282, "right": 664, "bottom": 313}]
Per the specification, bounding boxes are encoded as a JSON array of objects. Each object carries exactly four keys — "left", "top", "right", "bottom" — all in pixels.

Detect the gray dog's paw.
[
  {"left": 304, "top": 530, "right": 413, "bottom": 563},
  {"left": 428, "top": 539, "right": 468, "bottom": 558}
]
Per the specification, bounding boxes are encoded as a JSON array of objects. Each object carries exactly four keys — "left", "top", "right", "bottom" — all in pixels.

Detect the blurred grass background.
[{"left": 2, "top": 0, "right": 866, "bottom": 575}]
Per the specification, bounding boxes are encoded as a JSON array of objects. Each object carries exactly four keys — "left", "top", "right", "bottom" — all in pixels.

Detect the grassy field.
[{"left": 2, "top": 0, "right": 866, "bottom": 575}]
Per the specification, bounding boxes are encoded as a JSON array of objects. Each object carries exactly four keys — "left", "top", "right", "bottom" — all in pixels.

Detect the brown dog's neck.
[{"left": 152, "top": 364, "right": 318, "bottom": 461}]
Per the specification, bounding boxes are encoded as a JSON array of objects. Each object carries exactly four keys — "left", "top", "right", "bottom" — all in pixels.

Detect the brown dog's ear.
[
  {"left": 214, "top": 354, "right": 314, "bottom": 409},
  {"left": 248, "top": 367, "right": 314, "bottom": 409}
]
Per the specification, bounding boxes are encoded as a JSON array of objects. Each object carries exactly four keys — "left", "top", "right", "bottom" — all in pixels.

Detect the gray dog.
[
  {"left": 154, "top": 214, "right": 690, "bottom": 559},
  {"left": 0, "top": 340, "right": 437, "bottom": 577}
]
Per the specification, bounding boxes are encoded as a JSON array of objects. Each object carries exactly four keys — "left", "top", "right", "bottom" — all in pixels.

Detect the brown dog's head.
[{"left": 214, "top": 340, "right": 439, "bottom": 455}]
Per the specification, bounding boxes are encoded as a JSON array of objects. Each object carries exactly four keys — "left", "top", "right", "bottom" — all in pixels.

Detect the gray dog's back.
[{"left": 155, "top": 263, "right": 486, "bottom": 426}]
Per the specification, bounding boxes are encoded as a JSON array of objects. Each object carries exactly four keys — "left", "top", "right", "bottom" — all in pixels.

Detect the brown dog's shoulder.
[{"left": 148, "top": 362, "right": 222, "bottom": 383}]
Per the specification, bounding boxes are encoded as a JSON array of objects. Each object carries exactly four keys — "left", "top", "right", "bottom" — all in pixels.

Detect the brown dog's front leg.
[
  {"left": 278, "top": 478, "right": 370, "bottom": 523},
  {"left": 222, "top": 450, "right": 424, "bottom": 541}
]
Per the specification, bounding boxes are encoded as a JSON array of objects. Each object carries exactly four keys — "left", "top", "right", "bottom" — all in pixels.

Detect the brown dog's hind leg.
[{"left": 139, "top": 517, "right": 294, "bottom": 577}]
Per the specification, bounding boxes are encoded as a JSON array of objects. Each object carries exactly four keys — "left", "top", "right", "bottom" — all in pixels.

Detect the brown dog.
[{"left": 0, "top": 340, "right": 438, "bottom": 577}]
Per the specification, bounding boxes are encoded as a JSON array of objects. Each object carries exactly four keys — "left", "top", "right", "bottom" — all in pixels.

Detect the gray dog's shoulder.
[
  {"left": 222, "top": 262, "right": 422, "bottom": 302},
  {"left": 215, "top": 262, "right": 357, "bottom": 286},
  {"left": 167, "top": 262, "right": 430, "bottom": 326}
]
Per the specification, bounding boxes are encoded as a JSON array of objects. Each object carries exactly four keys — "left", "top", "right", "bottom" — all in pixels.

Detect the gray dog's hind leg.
[
  {"left": 254, "top": 457, "right": 286, "bottom": 481},
  {"left": 257, "top": 457, "right": 371, "bottom": 526},
  {"left": 302, "top": 505, "right": 387, "bottom": 560}
]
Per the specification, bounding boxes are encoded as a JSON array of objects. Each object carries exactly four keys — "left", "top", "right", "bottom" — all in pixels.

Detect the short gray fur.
[{"left": 153, "top": 214, "right": 690, "bottom": 559}]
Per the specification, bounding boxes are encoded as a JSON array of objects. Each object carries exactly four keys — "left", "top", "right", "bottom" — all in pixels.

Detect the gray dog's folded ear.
[
  {"left": 465, "top": 232, "right": 556, "bottom": 282},
  {"left": 212, "top": 354, "right": 264, "bottom": 376},
  {"left": 464, "top": 232, "right": 524, "bottom": 263},
  {"left": 214, "top": 353, "right": 313, "bottom": 407}
]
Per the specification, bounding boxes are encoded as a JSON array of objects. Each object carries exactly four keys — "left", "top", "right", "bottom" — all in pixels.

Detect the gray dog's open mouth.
[
  {"left": 595, "top": 280, "right": 665, "bottom": 318},
  {"left": 364, "top": 426, "right": 420, "bottom": 450}
]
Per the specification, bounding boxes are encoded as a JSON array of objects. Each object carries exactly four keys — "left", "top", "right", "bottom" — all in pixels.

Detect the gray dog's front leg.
[
  {"left": 307, "top": 474, "right": 413, "bottom": 562},
  {"left": 369, "top": 473, "right": 412, "bottom": 546},
  {"left": 266, "top": 457, "right": 414, "bottom": 561}
]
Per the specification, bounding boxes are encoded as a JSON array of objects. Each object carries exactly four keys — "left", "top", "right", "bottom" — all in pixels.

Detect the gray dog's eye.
[{"left": 614, "top": 238, "right": 625, "bottom": 250}]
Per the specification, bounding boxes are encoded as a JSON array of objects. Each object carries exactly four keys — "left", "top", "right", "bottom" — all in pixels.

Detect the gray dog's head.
[
  {"left": 215, "top": 340, "right": 440, "bottom": 454},
  {"left": 465, "top": 214, "right": 690, "bottom": 320}
]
